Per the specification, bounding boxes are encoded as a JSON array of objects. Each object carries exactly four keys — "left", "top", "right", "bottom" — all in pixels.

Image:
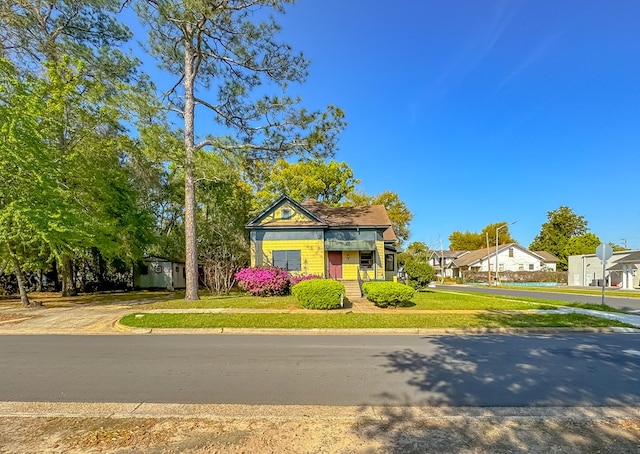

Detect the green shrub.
[
  {"left": 291, "top": 279, "right": 345, "bottom": 310},
  {"left": 362, "top": 281, "right": 415, "bottom": 307},
  {"left": 402, "top": 258, "right": 436, "bottom": 289}
]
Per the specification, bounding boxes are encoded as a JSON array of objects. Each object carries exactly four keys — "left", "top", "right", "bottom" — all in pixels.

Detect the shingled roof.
[{"left": 301, "top": 199, "right": 397, "bottom": 242}]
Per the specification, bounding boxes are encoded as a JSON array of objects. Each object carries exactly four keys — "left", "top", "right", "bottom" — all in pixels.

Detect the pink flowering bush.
[
  {"left": 235, "top": 266, "right": 290, "bottom": 296},
  {"left": 290, "top": 274, "right": 322, "bottom": 286}
]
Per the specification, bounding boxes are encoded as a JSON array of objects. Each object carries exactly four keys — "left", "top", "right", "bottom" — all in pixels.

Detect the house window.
[
  {"left": 385, "top": 254, "right": 395, "bottom": 271},
  {"left": 528, "top": 264, "right": 534, "bottom": 271},
  {"left": 518, "top": 263, "right": 524, "bottom": 271},
  {"left": 141, "top": 265, "right": 149, "bottom": 275},
  {"left": 281, "top": 208, "right": 292, "bottom": 219},
  {"left": 499, "top": 264, "right": 504, "bottom": 272},
  {"left": 272, "top": 250, "right": 301, "bottom": 271},
  {"left": 175, "top": 266, "right": 179, "bottom": 272},
  {"left": 154, "top": 265, "right": 163, "bottom": 273},
  {"left": 360, "top": 251, "right": 374, "bottom": 268},
  {"left": 509, "top": 248, "right": 514, "bottom": 258}
]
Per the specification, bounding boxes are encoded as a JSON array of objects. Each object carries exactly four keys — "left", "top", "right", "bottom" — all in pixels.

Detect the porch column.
[{"left": 623, "top": 264, "right": 632, "bottom": 290}]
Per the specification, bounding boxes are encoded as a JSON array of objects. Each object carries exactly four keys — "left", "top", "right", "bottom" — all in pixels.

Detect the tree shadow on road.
[{"left": 354, "top": 334, "right": 640, "bottom": 453}]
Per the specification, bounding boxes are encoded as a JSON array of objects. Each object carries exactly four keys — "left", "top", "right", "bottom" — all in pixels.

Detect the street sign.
[
  {"left": 596, "top": 243, "right": 613, "bottom": 261},
  {"left": 595, "top": 242, "right": 613, "bottom": 305}
]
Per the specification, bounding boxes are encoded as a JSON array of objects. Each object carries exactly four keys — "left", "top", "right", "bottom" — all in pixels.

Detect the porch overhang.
[{"left": 324, "top": 239, "right": 377, "bottom": 251}]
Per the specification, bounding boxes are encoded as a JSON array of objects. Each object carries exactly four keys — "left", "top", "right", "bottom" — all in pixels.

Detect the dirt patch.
[
  {"left": 0, "top": 313, "right": 34, "bottom": 324},
  {"left": 1, "top": 415, "right": 639, "bottom": 453},
  {"left": 0, "top": 291, "right": 176, "bottom": 309}
]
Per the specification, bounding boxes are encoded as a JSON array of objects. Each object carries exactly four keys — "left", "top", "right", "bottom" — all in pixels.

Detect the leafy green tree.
[
  {"left": 1, "top": 0, "right": 157, "bottom": 295},
  {"left": 449, "top": 222, "right": 515, "bottom": 251},
  {"left": 255, "top": 159, "right": 359, "bottom": 208},
  {"left": 0, "top": 62, "right": 56, "bottom": 305},
  {"left": 397, "top": 241, "right": 435, "bottom": 289},
  {"left": 1, "top": 59, "right": 156, "bottom": 301},
  {"left": 136, "top": 0, "right": 346, "bottom": 300},
  {"left": 448, "top": 231, "right": 485, "bottom": 251},
  {"left": 398, "top": 242, "right": 431, "bottom": 264},
  {"left": 564, "top": 233, "right": 601, "bottom": 257},
  {"left": 345, "top": 191, "right": 413, "bottom": 246},
  {"left": 481, "top": 222, "right": 516, "bottom": 246},
  {"left": 529, "top": 206, "right": 589, "bottom": 270}
]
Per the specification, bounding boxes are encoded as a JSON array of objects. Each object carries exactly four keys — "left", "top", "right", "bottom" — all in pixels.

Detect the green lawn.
[
  {"left": 401, "top": 290, "right": 554, "bottom": 310},
  {"left": 477, "top": 285, "right": 640, "bottom": 298},
  {"left": 138, "top": 289, "right": 627, "bottom": 314},
  {"left": 140, "top": 293, "right": 297, "bottom": 310},
  {"left": 119, "top": 312, "right": 633, "bottom": 329}
]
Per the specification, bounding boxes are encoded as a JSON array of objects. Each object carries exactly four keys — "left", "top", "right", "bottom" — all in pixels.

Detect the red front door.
[{"left": 328, "top": 252, "right": 342, "bottom": 279}]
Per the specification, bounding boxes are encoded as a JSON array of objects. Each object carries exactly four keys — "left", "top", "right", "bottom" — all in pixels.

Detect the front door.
[{"left": 328, "top": 252, "right": 342, "bottom": 279}]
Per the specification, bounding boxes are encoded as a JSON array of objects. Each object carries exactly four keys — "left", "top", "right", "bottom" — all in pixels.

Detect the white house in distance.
[
  {"left": 567, "top": 250, "right": 640, "bottom": 289},
  {"left": 429, "top": 250, "right": 469, "bottom": 278},
  {"left": 434, "top": 243, "right": 558, "bottom": 278}
]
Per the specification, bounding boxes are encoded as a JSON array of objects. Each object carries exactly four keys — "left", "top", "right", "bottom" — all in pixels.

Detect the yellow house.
[{"left": 246, "top": 195, "right": 398, "bottom": 282}]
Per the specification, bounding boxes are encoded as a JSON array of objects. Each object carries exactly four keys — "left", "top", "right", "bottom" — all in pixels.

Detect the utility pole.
[
  {"left": 440, "top": 238, "right": 444, "bottom": 281},
  {"left": 486, "top": 233, "right": 492, "bottom": 285}
]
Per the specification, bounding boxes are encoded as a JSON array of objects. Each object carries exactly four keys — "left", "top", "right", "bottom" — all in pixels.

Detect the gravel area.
[{"left": 2, "top": 405, "right": 640, "bottom": 453}]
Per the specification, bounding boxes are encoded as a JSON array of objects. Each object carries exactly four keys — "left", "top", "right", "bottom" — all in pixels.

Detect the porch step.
[{"left": 339, "top": 280, "right": 362, "bottom": 299}]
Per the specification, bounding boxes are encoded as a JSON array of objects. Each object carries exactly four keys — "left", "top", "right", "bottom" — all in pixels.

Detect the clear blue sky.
[
  {"left": 266, "top": 0, "right": 640, "bottom": 250},
  {"left": 130, "top": 0, "right": 640, "bottom": 250}
]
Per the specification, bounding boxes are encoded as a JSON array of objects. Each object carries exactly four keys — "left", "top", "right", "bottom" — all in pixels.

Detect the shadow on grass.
[{"left": 354, "top": 334, "right": 640, "bottom": 452}]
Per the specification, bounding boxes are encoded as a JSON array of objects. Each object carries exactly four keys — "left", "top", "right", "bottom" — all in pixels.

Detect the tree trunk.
[
  {"left": 60, "top": 254, "right": 77, "bottom": 297},
  {"left": 12, "top": 256, "right": 30, "bottom": 307},
  {"left": 183, "top": 24, "right": 200, "bottom": 301}
]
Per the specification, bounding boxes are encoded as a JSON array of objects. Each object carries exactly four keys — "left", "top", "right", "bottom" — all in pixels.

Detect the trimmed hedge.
[
  {"left": 291, "top": 279, "right": 345, "bottom": 310},
  {"left": 362, "top": 281, "right": 415, "bottom": 307}
]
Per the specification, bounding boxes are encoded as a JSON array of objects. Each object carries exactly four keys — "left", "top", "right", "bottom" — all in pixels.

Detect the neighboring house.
[
  {"left": 134, "top": 256, "right": 186, "bottom": 290},
  {"left": 246, "top": 195, "right": 398, "bottom": 281},
  {"left": 568, "top": 250, "right": 640, "bottom": 289},
  {"left": 449, "top": 243, "right": 558, "bottom": 277},
  {"left": 429, "top": 250, "right": 469, "bottom": 278}
]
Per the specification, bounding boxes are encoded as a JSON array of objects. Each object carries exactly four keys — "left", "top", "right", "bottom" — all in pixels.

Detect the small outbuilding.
[{"left": 134, "top": 256, "right": 186, "bottom": 290}]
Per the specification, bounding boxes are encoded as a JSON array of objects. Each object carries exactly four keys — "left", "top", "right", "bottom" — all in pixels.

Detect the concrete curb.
[
  {"left": 2, "top": 401, "right": 640, "bottom": 421},
  {"left": 113, "top": 319, "right": 640, "bottom": 336}
]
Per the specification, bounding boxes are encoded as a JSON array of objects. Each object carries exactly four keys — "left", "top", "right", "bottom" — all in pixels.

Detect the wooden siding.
[
  {"left": 255, "top": 239, "right": 325, "bottom": 276},
  {"left": 341, "top": 251, "right": 360, "bottom": 280},
  {"left": 256, "top": 202, "right": 318, "bottom": 226}
]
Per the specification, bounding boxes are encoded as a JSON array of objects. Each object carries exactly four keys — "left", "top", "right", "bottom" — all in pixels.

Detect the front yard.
[{"left": 118, "top": 289, "right": 634, "bottom": 330}]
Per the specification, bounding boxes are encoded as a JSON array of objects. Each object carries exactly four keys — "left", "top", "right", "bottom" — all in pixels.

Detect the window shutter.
[
  {"left": 288, "top": 251, "right": 301, "bottom": 271},
  {"left": 272, "top": 251, "right": 287, "bottom": 268}
]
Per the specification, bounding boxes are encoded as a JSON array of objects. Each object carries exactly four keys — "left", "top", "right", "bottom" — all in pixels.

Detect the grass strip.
[
  {"left": 119, "top": 312, "right": 633, "bottom": 330},
  {"left": 498, "top": 286, "right": 640, "bottom": 298}
]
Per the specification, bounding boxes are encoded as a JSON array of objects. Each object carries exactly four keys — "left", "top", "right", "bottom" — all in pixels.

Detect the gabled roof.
[
  {"left": 452, "top": 246, "right": 499, "bottom": 267},
  {"left": 246, "top": 195, "right": 327, "bottom": 228},
  {"left": 533, "top": 251, "right": 559, "bottom": 263},
  {"left": 452, "top": 243, "right": 553, "bottom": 267},
  {"left": 245, "top": 195, "right": 397, "bottom": 242},
  {"left": 301, "top": 199, "right": 397, "bottom": 242},
  {"left": 430, "top": 250, "right": 470, "bottom": 259},
  {"left": 610, "top": 250, "right": 640, "bottom": 264}
]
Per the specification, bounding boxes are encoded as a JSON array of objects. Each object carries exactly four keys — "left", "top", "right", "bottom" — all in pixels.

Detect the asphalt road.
[
  {"left": 2, "top": 334, "right": 640, "bottom": 407},
  {"left": 447, "top": 285, "right": 640, "bottom": 312}
]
